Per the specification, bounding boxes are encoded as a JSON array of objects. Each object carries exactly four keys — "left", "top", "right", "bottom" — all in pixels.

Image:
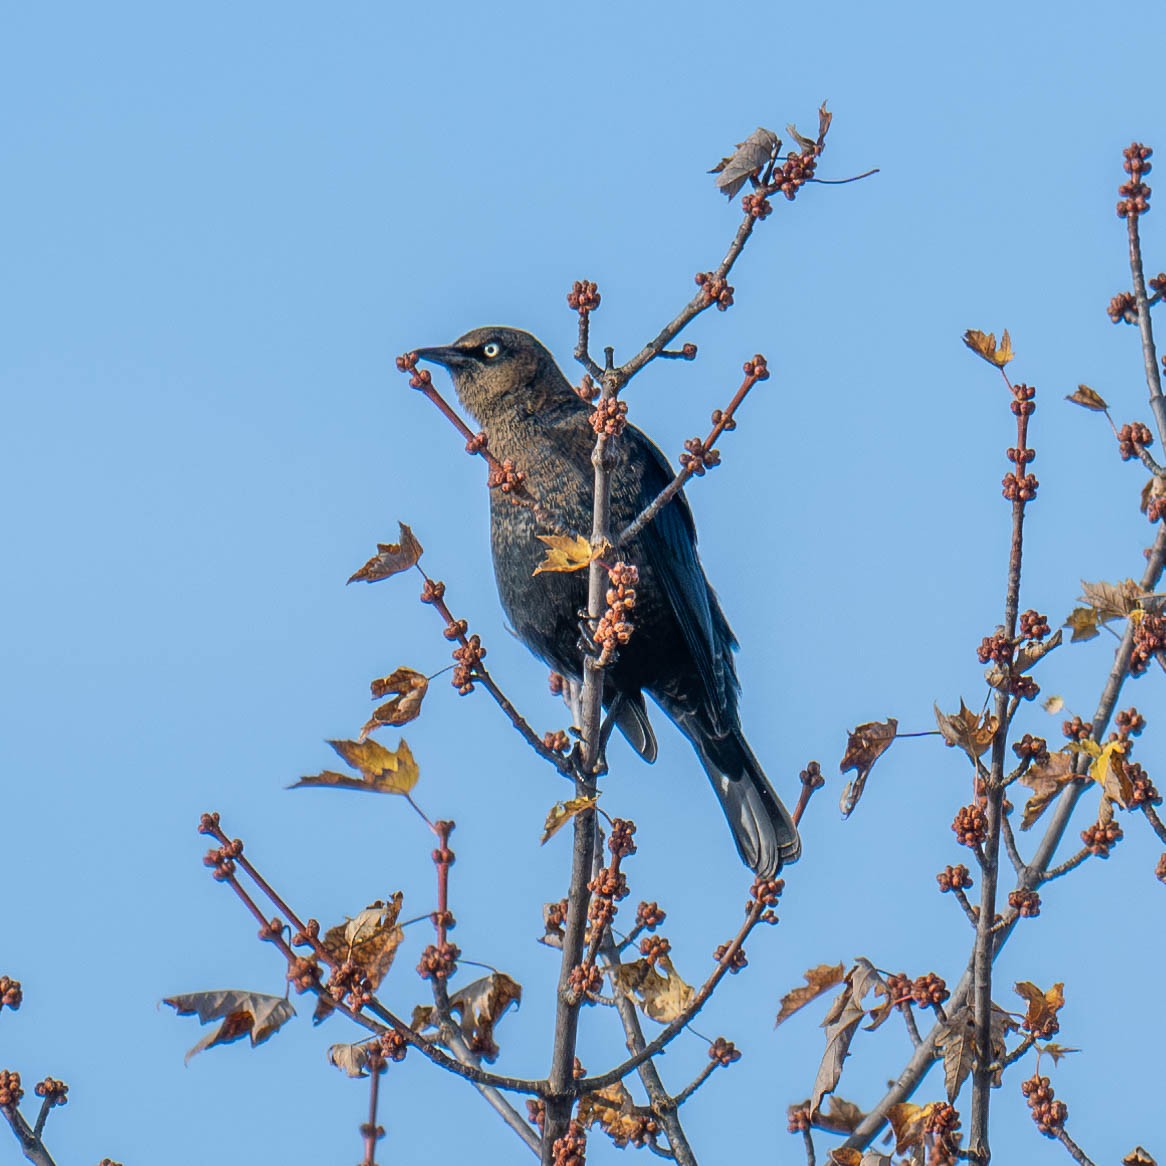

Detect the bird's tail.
[{"left": 695, "top": 729, "right": 801, "bottom": 878}]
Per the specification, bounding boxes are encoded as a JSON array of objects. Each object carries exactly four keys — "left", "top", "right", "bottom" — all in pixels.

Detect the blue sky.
[{"left": 3, "top": 2, "right": 1164, "bottom": 1163}]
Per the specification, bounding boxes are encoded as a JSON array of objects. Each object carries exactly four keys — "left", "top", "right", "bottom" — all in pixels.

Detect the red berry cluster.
[
  {"left": 575, "top": 374, "right": 598, "bottom": 402},
  {"left": 548, "top": 671, "right": 566, "bottom": 696},
  {"left": 884, "top": 971, "right": 912, "bottom": 1005},
  {"left": 1108, "top": 291, "right": 1138, "bottom": 323},
  {"left": 741, "top": 192, "right": 772, "bottom": 219},
  {"left": 1013, "top": 733, "right": 1050, "bottom": 763},
  {"left": 589, "top": 395, "right": 628, "bottom": 437},
  {"left": 1003, "top": 469, "right": 1038, "bottom": 502},
  {"left": 1115, "top": 706, "right": 1146, "bottom": 736},
  {"left": 567, "top": 962, "right": 603, "bottom": 1000},
  {"left": 202, "top": 837, "right": 243, "bottom": 882},
  {"left": 451, "top": 633, "right": 485, "bottom": 694},
  {"left": 912, "top": 972, "right": 950, "bottom": 1007},
  {"left": 750, "top": 876, "right": 784, "bottom": 924},
  {"left": 416, "top": 941, "right": 460, "bottom": 982},
  {"left": 1127, "top": 762, "right": 1161, "bottom": 807},
  {"left": 567, "top": 280, "right": 601, "bottom": 315},
  {"left": 551, "top": 1120, "right": 587, "bottom": 1166},
  {"left": 1156, "top": 853, "right": 1166, "bottom": 883},
  {"left": 1019, "top": 609, "right": 1050, "bottom": 641},
  {"left": 595, "top": 563, "right": 638, "bottom": 660},
  {"left": 636, "top": 901, "right": 666, "bottom": 929},
  {"left": 378, "top": 1030, "right": 408, "bottom": 1064},
  {"left": 679, "top": 436, "right": 721, "bottom": 476},
  {"left": 287, "top": 956, "right": 321, "bottom": 993},
  {"left": 34, "top": 1077, "right": 68, "bottom": 1107},
  {"left": 0, "top": 1070, "right": 23, "bottom": 1107},
  {"left": 1117, "top": 143, "right": 1153, "bottom": 218},
  {"left": 1062, "top": 716, "right": 1093, "bottom": 742},
  {"left": 1118, "top": 422, "right": 1154, "bottom": 460},
  {"left": 742, "top": 353, "right": 770, "bottom": 381},
  {"left": 713, "top": 941, "right": 748, "bottom": 973},
  {"left": 709, "top": 1036, "right": 741, "bottom": 1066},
  {"left": 542, "top": 729, "right": 569, "bottom": 754},
  {"left": 937, "top": 864, "right": 973, "bottom": 892},
  {"left": 487, "top": 457, "right": 527, "bottom": 494},
  {"left": 787, "top": 1103, "right": 812, "bottom": 1132},
  {"left": 800, "top": 760, "right": 825, "bottom": 791},
  {"left": 1152, "top": 272, "right": 1166, "bottom": 294},
  {"left": 694, "top": 271, "right": 734, "bottom": 310},
  {"left": 977, "top": 630, "right": 1013, "bottom": 665},
  {"left": 544, "top": 898, "right": 569, "bottom": 940},
  {"left": 609, "top": 817, "right": 637, "bottom": 859},
  {"left": 0, "top": 976, "right": 21, "bottom": 1011},
  {"left": 1131, "top": 612, "right": 1166, "bottom": 675},
  {"left": 1081, "top": 819, "right": 1122, "bottom": 857},
  {"left": 773, "top": 148, "right": 820, "bottom": 200},
  {"left": 1011, "top": 381, "right": 1036, "bottom": 417},
  {"left": 526, "top": 1099, "right": 547, "bottom": 1132},
  {"left": 1022, "top": 1074, "right": 1068, "bottom": 1135},
  {"left": 464, "top": 431, "right": 488, "bottom": 455},
  {"left": 926, "top": 1102, "right": 961, "bottom": 1136},
  {"left": 639, "top": 935, "right": 672, "bottom": 965},
  {"left": 1145, "top": 491, "right": 1166, "bottom": 524},
  {"left": 952, "top": 804, "right": 988, "bottom": 847},
  {"left": 1008, "top": 889, "right": 1041, "bottom": 917}
]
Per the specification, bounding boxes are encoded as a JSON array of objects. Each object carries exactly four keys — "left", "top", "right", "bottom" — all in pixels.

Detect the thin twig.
[
  {"left": 1038, "top": 847, "right": 1091, "bottom": 884},
  {"left": 0, "top": 1104, "right": 57, "bottom": 1166},
  {"left": 1126, "top": 210, "right": 1166, "bottom": 441},
  {"left": 1001, "top": 814, "right": 1027, "bottom": 877},
  {"left": 1141, "top": 801, "right": 1166, "bottom": 844},
  {"left": 1000, "top": 1032, "right": 1036, "bottom": 1069},
  {"left": 802, "top": 1126, "right": 818, "bottom": 1166},
  {"left": 952, "top": 887, "right": 980, "bottom": 929},
  {"left": 1054, "top": 1127, "right": 1098, "bottom": 1166},
  {"left": 901, "top": 1006, "right": 924, "bottom": 1048},
  {"left": 669, "top": 1061, "right": 718, "bottom": 1109}
]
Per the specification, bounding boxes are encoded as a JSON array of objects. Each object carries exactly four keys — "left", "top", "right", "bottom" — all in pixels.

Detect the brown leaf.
[
  {"left": 1063, "top": 606, "right": 1101, "bottom": 642},
  {"left": 816, "top": 1096, "right": 865, "bottom": 1134},
  {"left": 829, "top": 1151, "right": 863, "bottom": 1166},
  {"left": 318, "top": 892, "right": 405, "bottom": 996},
  {"left": 164, "top": 990, "right": 295, "bottom": 1062},
  {"left": 934, "top": 700, "right": 998, "bottom": 760},
  {"left": 1066, "top": 384, "right": 1109, "bottom": 411},
  {"left": 614, "top": 955, "right": 694, "bottom": 1023},
  {"left": 327, "top": 1041, "right": 375, "bottom": 1077},
  {"left": 1019, "top": 751, "right": 1077, "bottom": 830},
  {"left": 361, "top": 667, "right": 429, "bottom": 737},
  {"left": 1066, "top": 738, "right": 1134, "bottom": 807},
  {"left": 541, "top": 795, "right": 599, "bottom": 845},
  {"left": 839, "top": 718, "right": 898, "bottom": 817},
  {"left": 1124, "top": 1150, "right": 1157, "bottom": 1166},
  {"left": 709, "top": 127, "right": 781, "bottom": 198},
  {"left": 963, "top": 328, "right": 1014, "bottom": 368},
  {"left": 347, "top": 522, "right": 423, "bottom": 584},
  {"left": 935, "top": 1008, "right": 976, "bottom": 1102},
  {"left": 1079, "top": 578, "right": 1145, "bottom": 621},
  {"left": 811, "top": 961, "right": 884, "bottom": 1114},
  {"left": 776, "top": 962, "right": 846, "bottom": 1027},
  {"left": 1042, "top": 694, "right": 1065, "bottom": 714},
  {"left": 984, "top": 630, "right": 1063, "bottom": 691},
  {"left": 1039, "top": 1042, "right": 1080, "bottom": 1066},
  {"left": 293, "top": 738, "right": 420, "bottom": 796},
  {"left": 578, "top": 1082, "right": 646, "bottom": 1146},
  {"left": 817, "top": 102, "right": 833, "bottom": 145},
  {"left": 887, "top": 1102, "right": 947, "bottom": 1153},
  {"left": 532, "top": 534, "right": 597, "bottom": 576},
  {"left": 412, "top": 972, "right": 522, "bottom": 1063},
  {"left": 1015, "top": 981, "right": 1064, "bottom": 1034}
]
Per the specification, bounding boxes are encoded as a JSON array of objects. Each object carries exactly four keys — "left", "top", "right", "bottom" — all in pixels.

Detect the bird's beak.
[{"left": 413, "top": 345, "right": 473, "bottom": 369}]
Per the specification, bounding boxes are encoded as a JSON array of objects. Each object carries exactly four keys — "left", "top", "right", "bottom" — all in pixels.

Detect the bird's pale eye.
[{"left": 483, "top": 342, "right": 502, "bottom": 359}]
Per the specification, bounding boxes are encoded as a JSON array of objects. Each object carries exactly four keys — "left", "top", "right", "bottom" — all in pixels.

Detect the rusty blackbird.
[{"left": 414, "top": 327, "right": 800, "bottom": 877}]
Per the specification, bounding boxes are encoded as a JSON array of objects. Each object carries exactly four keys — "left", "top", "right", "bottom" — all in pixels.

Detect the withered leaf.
[
  {"left": 1015, "top": 981, "right": 1064, "bottom": 1034},
  {"left": 1142, "top": 475, "right": 1166, "bottom": 515},
  {"left": 839, "top": 718, "right": 898, "bottom": 817},
  {"left": 963, "top": 328, "right": 1014, "bottom": 368},
  {"left": 1066, "top": 738, "right": 1133, "bottom": 807},
  {"left": 811, "top": 961, "right": 883, "bottom": 1115},
  {"left": 816, "top": 1095, "right": 865, "bottom": 1134},
  {"left": 1042, "top": 694, "right": 1065, "bottom": 714},
  {"left": 532, "top": 534, "right": 596, "bottom": 576},
  {"left": 887, "top": 1102, "right": 947, "bottom": 1153},
  {"left": 294, "top": 737, "right": 420, "bottom": 796},
  {"left": 614, "top": 955, "right": 694, "bottom": 1023},
  {"left": 1066, "top": 384, "right": 1109, "bottom": 411},
  {"left": 317, "top": 893, "right": 405, "bottom": 1011},
  {"left": 934, "top": 700, "right": 998, "bottom": 760},
  {"left": 541, "top": 795, "right": 599, "bottom": 845},
  {"left": 709, "top": 127, "right": 781, "bottom": 198},
  {"left": 327, "top": 1041, "right": 375, "bottom": 1077},
  {"left": 1064, "top": 606, "right": 1101, "bottom": 642},
  {"left": 578, "top": 1082, "right": 646, "bottom": 1146},
  {"left": 935, "top": 1008, "right": 975, "bottom": 1102},
  {"left": 361, "top": 668, "right": 429, "bottom": 737},
  {"left": 1039, "top": 1042, "right": 1080, "bottom": 1066},
  {"left": 1079, "top": 578, "right": 1145, "bottom": 622},
  {"left": 829, "top": 1151, "right": 863, "bottom": 1166},
  {"left": 1019, "top": 750, "right": 1076, "bottom": 830},
  {"left": 1124, "top": 1150, "right": 1157, "bottom": 1166},
  {"left": 776, "top": 962, "right": 846, "bottom": 1027},
  {"left": 164, "top": 990, "right": 295, "bottom": 1063},
  {"left": 413, "top": 972, "right": 522, "bottom": 1063},
  {"left": 347, "top": 522, "right": 423, "bottom": 584},
  {"left": 984, "top": 630, "right": 1063, "bottom": 691}
]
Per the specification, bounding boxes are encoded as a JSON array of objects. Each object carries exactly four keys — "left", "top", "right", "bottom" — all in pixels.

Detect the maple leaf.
[
  {"left": 541, "top": 795, "right": 599, "bottom": 844},
  {"left": 532, "top": 534, "right": 597, "bottom": 576},
  {"left": 1123, "top": 1149, "right": 1157, "bottom": 1166},
  {"left": 293, "top": 738, "right": 420, "bottom": 796},
  {"left": 614, "top": 955, "right": 694, "bottom": 1023},
  {"left": 963, "top": 328, "right": 1014, "bottom": 368},
  {"left": 935, "top": 1008, "right": 976, "bottom": 1102},
  {"left": 776, "top": 962, "right": 846, "bottom": 1026},
  {"left": 413, "top": 972, "right": 523, "bottom": 1063},
  {"left": 1066, "top": 384, "right": 1109, "bottom": 411},
  {"left": 709, "top": 127, "right": 781, "bottom": 198},
  {"left": 1066, "top": 738, "right": 1134, "bottom": 806},
  {"left": 886, "top": 1101, "right": 948, "bottom": 1153},
  {"left": 815, "top": 1096, "right": 865, "bottom": 1134},
  {"left": 1015, "top": 981, "right": 1064, "bottom": 1035},
  {"left": 319, "top": 893, "right": 404, "bottom": 993},
  {"left": 1018, "top": 750, "right": 1077, "bottom": 830},
  {"left": 1079, "top": 578, "right": 1145, "bottom": 621},
  {"left": 360, "top": 667, "right": 429, "bottom": 738},
  {"left": 838, "top": 718, "right": 898, "bottom": 817},
  {"left": 347, "top": 522, "right": 423, "bottom": 584},
  {"left": 577, "top": 1082, "right": 650, "bottom": 1146},
  {"left": 163, "top": 990, "right": 295, "bottom": 1062},
  {"left": 934, "top": 700, "right": 998, "bottom": 760},
  {"left": 811, "top": 960, "right": 885, "bottom": 1114},
  {"left": 1063, "top": 606, "right": 1101, "bottom": 642}
]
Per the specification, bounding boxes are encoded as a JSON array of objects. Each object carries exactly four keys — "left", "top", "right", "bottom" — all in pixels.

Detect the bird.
[{"left": 413, "top": 326, "right": 800, "bottom": 877}]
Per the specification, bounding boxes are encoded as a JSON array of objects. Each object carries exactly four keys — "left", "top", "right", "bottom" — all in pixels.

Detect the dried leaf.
[
  {"left": 328, "top": 1041, "right": 374, "bottom": 1077},
  {"left": 1039, "top": 1042, "right": 1080, "bottom": 1066},
  {"left": 1141, "top": 476, "right": 1166, "bottom": 516},
  {"left": 934, "top": 700, "right": 998, "bottom": 760},
  {"left": 347, "top": 522, "right": 423, "bottom": 584},
  {"left": 532, "top": 534, "right": 596, "bottom": 576},
  {"left": 1066, "top": 384, "right": 1109, "bottom": 411},
  {"left": 1063, "top": 606, "right": 1101, "bottom": 642},
  {"left": 361, "top": 668, "right": 429, "bottom": 737},
  {"left": 709, "top": 127, "right": 781, "bottom": 198},
  {"left": 816, "top": 1096, "right": 865, "bottom": 1134},
  {"left": 935, "top": 1008, "right": 976, "bottom": 1102},
  {"left": 318, "top": 893, "right": 405, "bottom": 1002},
  {"left": 1066, "top": 738, "right": 1133, "bottom": 807},
  {"left": 984, "top": 630, "right": 1063, "bottom": 690},
  {"left": 1042, "top": 694, "right": 1065, "bottom": 714},
  {"left": 776, "top": 962, "right": 846, "bottom": 1026},
  {"left": 578, "top": 1082, "right": 646, "bottom": 1146},
  {"left": 1079, "top": 578, "right": 1145, "bottom": 622},
  {"left": 1124, "top": 1149, "right": 1157, "bottom": 1166},
  {"left": 293, "top": 738, "right": 420, "bottom": 796},
  {"left": 839, "top": 718, "right": 898, "bottom": 816},
  {"left": 412, "top": 972, "right": 522, "bottom": 1063},
  {"left": 963, "top": 328, "right": 1014, "bottom": 368},
  {"left": 164, "top": 990, "right": 295, "bottom": 1062},
  {"left": 887, "top": 1102, "right": 947, "bottom": 1153},
  {"left": 1015, "top": 981, "right": 1064, "bottom": 1034},
  {"left": 829, "top": 1151, "right": 863, "bottom": 1166},
  {"left": 614, "top": 955, "right": 694, "bottom": 1023},
  {"left": 1019, "top": 751, "right": 1077, "bottom": 830},
  {"left": 817, "top": 102, "right": 833, "bottom": 145},
  {"left": 541, "top": 795, "right": 599, "bottom": 845},
  {"left": 811, "top": 961, "right": 884, "bottom": 1114}
]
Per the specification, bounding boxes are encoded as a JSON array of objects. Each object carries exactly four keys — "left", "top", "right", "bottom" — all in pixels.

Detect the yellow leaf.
[
  {"left": 1063, "top": 606, "right": 1101, "bottom": 642},
  {"left": 963, "top": 328, "right": 1014, "bottom": 368},
  {"left": 532, "top": 534, "right": 597, "bottom": 575},
  {"left": 995, "top": 328, "right": 1014, "bottom": 366},
  {"left": 776, "top": 963, "right": 846, "bottom": 1026},
  {"left": 1066, "top": 384, "right": 1109, "bottom": 411},
  {"left": 1015, "top": 981, "right": 1064, "bottom": 1036},
  {"left": 886, "top": 1101, "right": 947, "bottom": 1152},
  {"left": 293, "top": 738, "right": 420, "bottom": 796},
  {"left": 541, "top": 795, "right": 599, "bottom": 844},
  {"left": 1067, "top": 738, "right": 1133, "bottom": 806}
]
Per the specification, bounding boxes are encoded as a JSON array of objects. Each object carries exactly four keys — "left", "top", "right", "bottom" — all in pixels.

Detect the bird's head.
[{"left": 413, "top": 327, "right": 573, "bottom": 425}]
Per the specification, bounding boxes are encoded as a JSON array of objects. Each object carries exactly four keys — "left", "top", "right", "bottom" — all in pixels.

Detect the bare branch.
[{"left": 0, "top": 1104, "right": 57, "bottom": 1166}]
